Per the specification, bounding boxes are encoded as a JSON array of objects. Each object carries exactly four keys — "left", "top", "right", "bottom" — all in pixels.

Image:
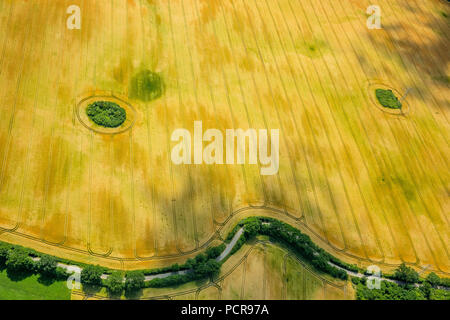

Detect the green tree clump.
[
  {"left": 105, "top": 271, "right": 124, "bottom": 296},
  {"left": 439, "top": 277, "right": 450, "bottom": 288},
  {"left": 80, "top": 265, "right": 103, "bottom": 287},
  {"left": 425, "top": 272, "right": 441, "bottom": 287},
  {"left": 243, "top": 217, "right": 261, "bottom": 239},
  {"left": 356, "top": 279, "right": 449, "bottom": 301},
  {"left": 356, "top": 281, "right": 426, "bottom": 300},
  {"left": 393, "top": 263, "right": 419, "bottom": 284},
  {"left": 194, "top": 259, "right": 221, "bottom": 278},
  {"left": 5, "top": 250, "right": 34, "bottom": 273},
  {"left": 86, "top": 101, "right": 126, "bottom": 128},
  {"left": 0, "top": 243, "right": 10, "bottom": 266},
  {"left": 125, "top": 271, "right": 145, "bottom": 294},
  {"left": 251, "top": 217, "right": 349, "bottom": 280},
  {"left": 375, "top": 88, "right": 402, "bottom": 109},
  {"left": 205, "top": 244, "right": 225, "bottom": 260},
  {"left": 36, "top": 255, "right": 58, "bottom": 277}
]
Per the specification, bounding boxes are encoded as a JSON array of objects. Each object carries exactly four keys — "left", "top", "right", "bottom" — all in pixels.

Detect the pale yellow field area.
[{"left": 0, "top": 0, "right": 448, "bottom": 292}]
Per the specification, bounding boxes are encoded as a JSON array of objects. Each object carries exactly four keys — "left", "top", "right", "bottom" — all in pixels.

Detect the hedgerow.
[
  {"left": 236, "top": 217, "right": 352, "bottom": 280},
  {"left": 4, "top": 217, "right": 446, "bottom": 295}
]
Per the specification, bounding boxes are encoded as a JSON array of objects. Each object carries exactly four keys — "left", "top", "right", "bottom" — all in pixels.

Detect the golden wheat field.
[{"left": 0, "top": 0, "right": 449, "bottom": 299}]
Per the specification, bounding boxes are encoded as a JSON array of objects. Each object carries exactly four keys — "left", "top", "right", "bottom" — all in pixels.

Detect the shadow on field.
[
  {"left": 5, "top": 268, "right": 34, "bottom": 282},
  {"left": 37, "top": 274, "right": 57, "bottom": 286},
  {"left": 375, "top": 2, "right": 449, "bottom": 88},
  {"left": 124, "top": 289, "right": 143, "bottom": 300},
  {"left": 82, "top": 284, "right": 102, "bottom": 296}
]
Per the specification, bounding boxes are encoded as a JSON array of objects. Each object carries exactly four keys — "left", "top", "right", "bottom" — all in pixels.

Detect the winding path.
[
  {"left": 32, "top": 227, "right": 245, "bottom": 282},
  {"left": 31, "top": 225, "right": 449, "bottom": 291}
]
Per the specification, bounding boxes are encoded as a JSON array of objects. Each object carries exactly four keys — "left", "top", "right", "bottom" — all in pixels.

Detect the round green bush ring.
[
  {"left": 86, "top": 101, "right": 127, "bottom": 128},
  {"left": 375, "top": 88, "right": 402, "bottom": 110}
]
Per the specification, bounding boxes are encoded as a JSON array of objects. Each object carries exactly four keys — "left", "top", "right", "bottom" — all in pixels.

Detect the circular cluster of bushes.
[
  {"left": 129, "top": 69, "right": 163, "bottom": 102},
  {"left": 86, "top": 101, "right": 126, "bottom": 128},
  {"left": 375, "top": 88, "right": 402, "bottom": 109}
]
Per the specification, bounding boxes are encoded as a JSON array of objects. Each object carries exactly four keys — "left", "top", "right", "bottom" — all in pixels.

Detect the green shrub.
[
  {"left": 393, "top": 263, "right": 419, "bottom": 284},
  {"left": 146, "top": 273, "right": 194, "bottom": 288},
  {"left": 426, "top": 272, "right": 441, "bottom": 287},
  {"left": 194, "top": 260, "right": 221, "bottom": 278},
  {"left": 429, "top": 288, "right": 450, "bottom": 300},
  {"left": 5, "top": 250, "right": 34, "bottom": 273},
  {"left": 129, "top": 70, "right": 163, "bottom": 102},
  {"left": 105, "top": 271, "right": 124, "bottom": 296},
  {"left": 205, "top": 244, "right": 226, "bottom": 260},
  {"left": 125, "top": 271, "right": 145, "bottom": 293},
  {"left": 439, "top": 277, "right": 450, "bottom": 288},
  {"left": 375, "top": 89, "right": 402, "bottom": 109},
  {"left": 55, "top": 267, "right": 68, "bottom": 280},
  {"left": 356, "top": 281, "right": 426, "bottom": 300},
  {"left": 0, "top": 243, "right": 10, "bottom": 266},
  {"left": 80, "top": 265, "right": 103, "bottom": 287},
  {"left": 252, "top": 217, "right": 348, "bottom": 280},
  {"left": 36, "top": 255, "right": 58, "bottom": 277},
  {"left": 243, "top": 217, "right": 261, "bottom": 239},
  {"left": 86, "top": 101, "right": 126, "bottom": 128}
]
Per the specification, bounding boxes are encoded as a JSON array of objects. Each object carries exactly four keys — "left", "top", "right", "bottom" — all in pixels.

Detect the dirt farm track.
[{"left": 0, "top": 0, "right": 448, "bottom": 281}]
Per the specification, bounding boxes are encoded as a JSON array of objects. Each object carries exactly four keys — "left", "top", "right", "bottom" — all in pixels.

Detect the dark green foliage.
[
  {"left": 147, "top": 255, "right": 221, "bottom": 288},
  {"left": 356, "top": 281, "right": 426, "bottom": 300},
  {"left": 328, "top": 256, "right": 359, "bottom": 273},
  {"left": 393, "top": 263, "right": 419, "bottom": 284},
  {"left": 125, "top": 271, "right": 145, "bottom": 293},
  {"left": 194, "top": 253, "right": 208, "bottom": 265},
  {"left": 55, "top": 267, "right": 68, "bottom": 280},
  {"left": 105, "top": 271, "right": 124, "bottom": 296},
  {"left": 194, "top": 260, "right": 221, "bottom": 278},
  {"left": 357, "top": 280, "right": 449, "bottom": 301},
  {"left": 129, "top": 70, "right": 163, "bottom": 102},
  {"left": 439, "top": 277, "right": 450, "bottom": 288},
  {"left": 205, "top": 244, "right": 225, "bottom": 260},
  {"left": 360, "top": 277, "right": 367, "bottom": 286},
  {"left": 36, "top": 255, "right": 57, "bottom": 277},
  {"left": 141, "top": 263, "right": 186, "bottom": 276},
  {"left": 249, "top": 217, "right": 348, "bottom": 280},
  {"left": 425, "top": 272, "right": 441, "bottom": 287},
  {"left": 375, "top": 89, "right": 402, "bottom": 109},
  {"left": 420, "top": 282, "right": 432, "bottom": 299},
  {"left": 80, "top": 265, "right": 103, "bottom": 287},
  {"left": 169, "top": 263, "right": 181, "bottom": 272},
  {"left": 146, "top": 272, "right": 194, "bottom": 288},
  {"left": 351, "top": 277, "right": 361, "bottom": 285},
  {"left": 243, "top": 217, "right": 261, "bottom": 239},
  {"left": 0, "top": 216, "right": 381, "bottom": 290},
  {"left": 86, "top": 101, "right": 126, "bottom": 128},
  {"left": 429, "top": 288, "right": 450, "bottom": 300},
  {"left": 184, "top": 258, "right": 196, "bottom": 270},
  {"left": 5, "top": 250, "right": 34, "bottom": 273},
  {"left": 0, "top": 243, "right": 10, "bottom": 266}
]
